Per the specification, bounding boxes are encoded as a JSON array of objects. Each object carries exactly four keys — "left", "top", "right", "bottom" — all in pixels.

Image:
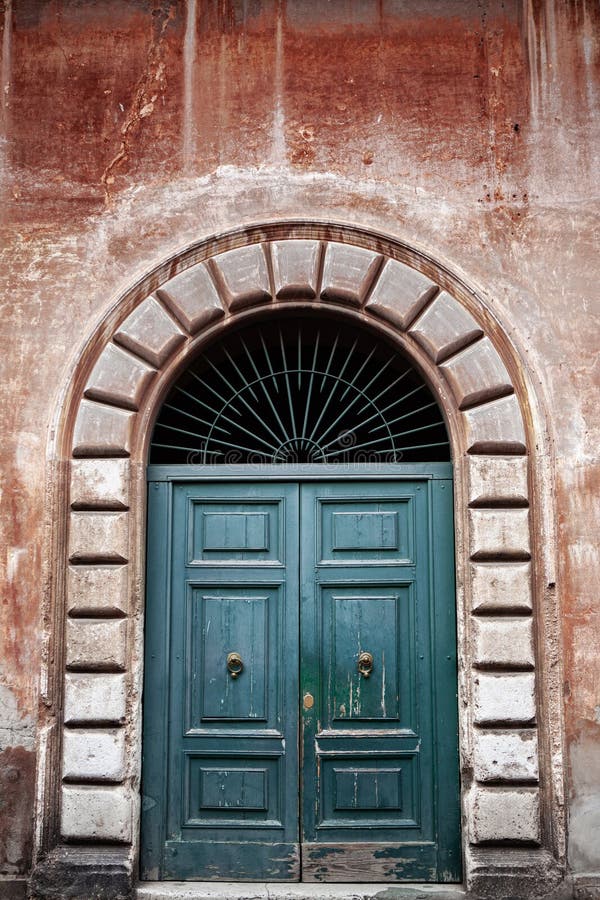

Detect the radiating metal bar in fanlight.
[
  {"left": 187, "top": 370, "right": 242, "bottom": 418},
  {"left": 322, "top": 419, "right": 445, "bottom": 458},
  {"left": 174, "top": 383, "right": 235, "bottom": 420},
  {"left": 223, "top": 346, "right": 258, "bottom": 402},
  {"left": 339, "top": 345, "right": 377, "bottom": 400},
  {"left": 152, "top": 441, "right": 223, "bottom": 457},
  {"left": 259, "top": 332, "right": 279, "bottom": 393},
  {"left": 308, "top": 334, "right": 358, "bottom": 443},
  {"left": 323, "top": 430, "right": 449, "bottom": 459},
  {"left": 320, "top": 332, "right": 340, "bottom": 392},
  {"left": 163, "top": 401, "right": 230, "bottom": 435},
  {"left": 356, "top": 363, "right": 411, "bottom": 414},
  {"left": 340, "top": 381, "right": 428, "bottom": 441},
  {"left": 279, "top": 327, "right": 298, "bottom": 441},
  {"left": 312, "top": 344, "right": 384, "bottom": 447},
  {"left": 301, "top": 330, "right": 321, "bottom": 449},
  {"left": 369, "top": 399, "right": 439, "bottom": 432},
  {"left": 241, "top": 336, "right": 289, "bottom": 440}
]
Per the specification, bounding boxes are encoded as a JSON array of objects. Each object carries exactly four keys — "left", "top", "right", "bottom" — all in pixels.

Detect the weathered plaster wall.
[{"left": 0, "top": 0, "right": 598, "bottom": 890}]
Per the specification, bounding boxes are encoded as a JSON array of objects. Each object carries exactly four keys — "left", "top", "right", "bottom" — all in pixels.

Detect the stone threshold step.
[{"left": 137, "top": 884, "right": 466, "bottom": 900}]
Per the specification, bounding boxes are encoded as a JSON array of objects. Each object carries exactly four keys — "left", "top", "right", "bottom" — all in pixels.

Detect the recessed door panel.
[
  {"left": 320, "top": 755, "right": 419, "bottom": 828},
  {"left": 320, "top": 587, "right": 412, "bottom": 725},
  {"left": 184, "top": 755, "right": 282, "bottom": 826},
  {"left": 319, "top": 498, "right": 415, "bottom": 564},
  {"left": 189, "top": 500, "right": 283, "bottom": 563},
  {"left": 188, "top": 587, "right": 278, "bottom": 727}
]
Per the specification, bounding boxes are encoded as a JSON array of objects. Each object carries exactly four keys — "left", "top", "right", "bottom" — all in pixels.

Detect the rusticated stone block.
[
  {"left": 156, "top": 263, "right": 225, "bottom": 334},
  {"left": 469, "top": 508, "right": 530, "bottom": 560},
  {"left": 471, "top": 561, "right": 533, "bottom": 613},
  {"left": 441, "top": 337, "right": 513, "bottom": 410},
  {"left": 463, "top": 394, "right": 527, "bottom": 455},
  {"left": 29, "top": 845, "right": 132, "bottom": 900},
  {"left": 70, "top": 459, "right": 130, "bottom": 510},
  {"left": 320, "top": 242, "right": 382, "bottom": 306},
  {"left": 72, "top": 400, "right": 134, "bottom": 458},
  {"left": 83, "top": 343, "right": 155, "bottom": 411},
  {"left": 467, "top": 455, "right": 529, "bottom": 507},
  {"left": 469, "top": 787, "right": 540, "bottom": 844},
  {"left": 210, "top": 244, "right": 271, "bottom": 310},
  {"left": 473, "top": 730, "right": 539, "bottom": 782},
  {"left": 69, "top": 511, "right": 129, "bottom": 564},
  {"left": 271, "top": 239, "right": 321, "bottom": 299},
  {"left": 474, "top": 672, "right": 536, "bottom": 725},
  {"left": 66, "top": 620, "right": 127, "bottom": 672},
  {"left": 409, "top": 291, "right": 483, "bottom": 362},
  {"left": 61, "top": 785, "right": 132, "bottom": 842},
  {"left": 62, "top": 728, "right": 126, "bottom": 782},
  {"left": 64, "top": 673, "right": 126, "bottom": 724},
  {"left": 366, "top": 258, "right": 438, "bottom": 330},
  {"left": 67, "top": 564, "right": 128, "bottom": 617},
  {"left": 114, "top": 295, "right": 186, "bottom": 368},
  {"left": 473, "top": 617, "right": 535, "bottom": 668}
]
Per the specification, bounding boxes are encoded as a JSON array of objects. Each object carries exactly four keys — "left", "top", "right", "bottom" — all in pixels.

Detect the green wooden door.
[{"left": 141, "top": 472, "right": 460, "bottom": 883}]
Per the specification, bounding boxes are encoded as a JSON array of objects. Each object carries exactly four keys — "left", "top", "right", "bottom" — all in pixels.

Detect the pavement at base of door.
[{"left": 136, "top": 883, "right": 466, "bottom": 900}]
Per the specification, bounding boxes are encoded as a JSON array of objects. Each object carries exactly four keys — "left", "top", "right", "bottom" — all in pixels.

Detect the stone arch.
[{"left": 35, "top": 223, "right": 564, "bottom": 897}]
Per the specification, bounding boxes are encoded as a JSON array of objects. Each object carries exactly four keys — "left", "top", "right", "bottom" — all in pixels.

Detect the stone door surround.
[{"left": 31, "top": 222, "right": 564, "bottom": 899}]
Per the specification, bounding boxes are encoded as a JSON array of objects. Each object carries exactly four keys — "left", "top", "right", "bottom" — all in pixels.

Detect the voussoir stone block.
[
  {"left": 72, "top": 400, "right": 134, "bottom": 458},
  {"left": 463, "top": 393, "right": 527, "bottom": 455},
  {"left": 156, "top": 263, "right": 225, "bottom": 334},
  {"left": 84, "top": 343, "right": 155, "bottom": 411},
  {"left": 64, "top": 673, "right": 126, "bottom": 724},
  {"left": 471, "top": 561, "right": 533, "bottom": 613},
  {"left": 66, "top": 619, "right": 127, "bottom": 671},
  {"left": 409, "top": 291, "right": 483, "bottom": 363},
  {"left": 62, "top": 728, "right": 126, "bottom": 782},
  {"left": 114, "top": 295, "right": 186, "bottom": 368},
  {"left": 67, "top": 564, "right": 128, "bottom": 617},
  {"left": 467, "top": 455, "right": 529, "bottom": 507},
  {"left": 474, "top": 672, "right": 536, "bottom": 725},
  {"left": 210, "top": 244, "right": 271, "bottom": 311},
  {"left": 320, "top": 242, "right": 382, "bottom": 306},
  {"left": 440, "top": 337, "right": 513, "bottom": 410},
  {"left": 469, "top": 787, "right": 540, "bottom": 844},
  {"left": 271, "top": 239, "right": 321, "bottom": 299},
  {"left": 365, "top": 258, "right": 439, "bottom": 330},
  {"left": 473, "top": 730, "right": 539, "bottom": 782},
  {"left": 69, "top": 511, "right": 129, "bottom": 563},
  {"left": 473, "top": 617, "right": 535, "bottom": 669},
  {"left": 61, "top": 785, "right": 132, "bottom": 842},
  {"left": 469, "top": 508, "right": 530, "bottom": 560},
  {"left": 70, "top": 459, "right": 130, "bottom": 510}
]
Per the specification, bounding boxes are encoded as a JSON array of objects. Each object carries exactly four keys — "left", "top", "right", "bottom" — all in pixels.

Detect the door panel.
[
  {"left": 141, "top": 475, "right": 460, "bottom": 883},
  {"left": 142, "top": 482, "right": 300, "bottom": 881},
  {"left": 300, "top": 482, "right": 454, "bottom": 881}
]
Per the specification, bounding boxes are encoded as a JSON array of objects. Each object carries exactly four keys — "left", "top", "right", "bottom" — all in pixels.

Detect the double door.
[{"left": 141, "top": 474, "right": 460, "bottom": 882}]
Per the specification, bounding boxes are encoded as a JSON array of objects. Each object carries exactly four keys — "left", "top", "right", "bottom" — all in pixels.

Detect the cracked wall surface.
[{"left": 0, "top": 0, "right": 599, "bottom": 895}]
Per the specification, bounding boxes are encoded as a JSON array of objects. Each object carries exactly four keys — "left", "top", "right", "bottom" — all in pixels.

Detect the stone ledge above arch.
[{"left": 33, "top": 227, "right": 565, "bottom": 899}]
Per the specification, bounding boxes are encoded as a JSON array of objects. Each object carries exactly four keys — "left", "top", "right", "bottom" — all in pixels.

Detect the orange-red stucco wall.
[{"left": 0, "top": 0, "right": 599, "bottom": 886}]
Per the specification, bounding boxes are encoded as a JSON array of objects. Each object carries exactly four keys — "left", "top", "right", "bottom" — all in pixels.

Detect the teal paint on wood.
[{"left": 141, "top": 474, "right": 460, "bottom": 883}]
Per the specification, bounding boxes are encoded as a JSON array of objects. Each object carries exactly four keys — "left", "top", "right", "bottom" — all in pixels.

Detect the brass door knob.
[
  {"left": 358, "top": 651, "right": 374, "bottom": 678},
  {"left": 226, "top": 652, "right": 244, "bottom": 679}
]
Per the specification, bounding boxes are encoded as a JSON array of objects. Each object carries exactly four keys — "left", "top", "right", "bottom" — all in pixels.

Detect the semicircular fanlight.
[{"left": 150, "top": 316, "right": 450, "bottom": 465}]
